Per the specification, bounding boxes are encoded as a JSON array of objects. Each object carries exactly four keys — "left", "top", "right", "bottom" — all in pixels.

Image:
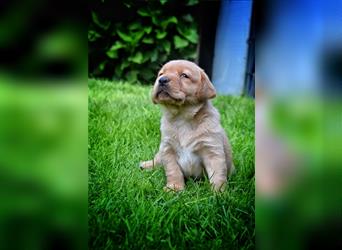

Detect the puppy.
[{"left": 140, "top": 60, "right": 234, "bottom": 192}]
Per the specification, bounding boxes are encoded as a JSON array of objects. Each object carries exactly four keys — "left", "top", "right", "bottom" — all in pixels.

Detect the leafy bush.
[{"left": 89, "top": 0, "right": 199, "bottom": 84}]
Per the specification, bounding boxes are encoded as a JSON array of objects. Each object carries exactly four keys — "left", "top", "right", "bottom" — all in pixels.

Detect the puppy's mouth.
[
  {"left": 156, "top": 88, "right": 183, "bottom": 103},
  {"left": 157, "top": 88, "right": 170, "bottom": 97}
]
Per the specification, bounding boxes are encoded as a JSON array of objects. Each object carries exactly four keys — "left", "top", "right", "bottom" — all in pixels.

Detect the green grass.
[{"left": 88, "top": 79, "right": 255, "bottom": 250}]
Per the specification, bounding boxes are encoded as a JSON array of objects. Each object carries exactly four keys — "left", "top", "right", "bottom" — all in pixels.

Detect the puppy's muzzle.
[{"left": 158, "top": 76, "right": 170, "bottom": 88}]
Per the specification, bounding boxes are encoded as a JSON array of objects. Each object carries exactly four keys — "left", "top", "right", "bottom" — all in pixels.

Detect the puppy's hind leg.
[{"left": 139, "top": 152, "right": 161, "bottom": 169}]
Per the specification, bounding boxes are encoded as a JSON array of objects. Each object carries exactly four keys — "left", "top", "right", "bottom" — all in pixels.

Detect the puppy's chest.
[
  {"left": 175, "top": 145, "right": 202, "bottom": 177},
  {"left": 168, "top": 124, "right": 203, "bottom": 177}
]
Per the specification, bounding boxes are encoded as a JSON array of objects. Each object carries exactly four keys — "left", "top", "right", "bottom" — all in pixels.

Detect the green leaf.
[
  {"left": 140, "top": 52, "right": 151, "bottom": 63},
  {"left": 137, "top": 8, "right": 149, "bottom": 17},
  {"left": 91, "top": 12, "right": 110, "bottom": 30},
  {"left": 159, "top": 53, "right": 167, "bottom": 62},
  {"left": 182, "top": 14, "right": 194, "bottom": 23},
  {"left": 109, "top": 41, "right": 125, "bottom": 51},
  {"left": 142, "top": 37, "right": 154, "bottom": 44},
  {"left": 160, "top": 0, "right": 168, "bottom": 5},
  {"left": 161, "top": 16, "right": 178, "bottom": 29},
  {"left": 144, "top": 50, "right": 158, "bottom": 62},
  {"left": 150, "top": 9, "right": 162, "bottom": 25},
  {"left": 128, "top": 22, "right": 142, "bottom": 30},
  {"left": 177, "top": 25, "right": 198, "bottom": 43},
  {"left": 117, "top": 29, "right": 133, "bottom": 43},
  {"left": 88, "top": 30, "right": 101, "bottom": 42},
  {"left": 129, "top": 52, "right": 144, "bottom": 64},
  {"left": 161, "top": 40, "right": 171, "bottom": 53},
  {"left": 131, "top": 30, "right": 145, "bottom": 44},
  {"left": 152, "top": 16, "right": 157, "bottom": 25},
  {"left": 125, "top": 70, "right": 139, "bottom": 83},
  {"left": 98, "top": 61, "right": 106, "bottom": 72},
  {"left": 106, "top": 41, "right": 125, "bottom": 59},
  {"left": 152, "top": 16, "right": 159, "bottom": 26},
  {"left": 174, "top": 35, "right": 189, "bottom": 49},
  {"left": 123, "top": 2, "right": 131, "bottom": 8},
  {"left": 115, "top": 65, "right": 123, "bottom": 77},
  {"left": 140, "top": 68, "right": 155, "bottom": 81},
  {"left": 151, "top": 50, "right": 158, "bottom": 62},
  {"left": 106, "top": 49, "right": 118, "bottom": 59},
  {"left": 120, "top": 60, "right": 130, "bottom": 70},
  {"left": 156, "top": 30, "right": 167, "bottom": 39},
  {"left": 187, "top": 0, "right": 199, "bottom": 6},
  {"left": 183, "top": 46, "right": 197, "bottom": 59},
  {"left": 144, "top": 26, "right": 152, "bottom": 34}
]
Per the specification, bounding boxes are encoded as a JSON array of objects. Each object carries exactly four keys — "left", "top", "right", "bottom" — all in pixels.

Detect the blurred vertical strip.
[
  {"left": 0, "top": 0, "right": 87, "bottom": 250},
  {"left": 256, "top": 0, "right": 342, "bottom": 249}
]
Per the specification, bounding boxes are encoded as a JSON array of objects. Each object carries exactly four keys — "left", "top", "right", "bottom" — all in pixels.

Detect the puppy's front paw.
[
  {"left": 163, "top": 183, "right": 184, "bottom": 192},
  {"left": 139, "top": 160, "right": 153, "bottom": 170},
  {"left": 212, "top": 181, "right": 227, "bottom": 192},
  {"left": 139, "top": 161, "right": 145, "bottom": 169}
]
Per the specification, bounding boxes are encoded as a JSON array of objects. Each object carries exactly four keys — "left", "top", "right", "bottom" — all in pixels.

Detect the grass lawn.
[{"left": 88, "top": 79, "right": 255, "bottom": 250}]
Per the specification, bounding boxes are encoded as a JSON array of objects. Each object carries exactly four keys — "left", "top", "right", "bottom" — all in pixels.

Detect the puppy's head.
[{"left": 152, "top": 60, "right": 216, "bottom": 105}]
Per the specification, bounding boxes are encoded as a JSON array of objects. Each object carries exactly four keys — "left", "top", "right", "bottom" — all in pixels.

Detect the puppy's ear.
[{"left": 197, "top": 69, "right": 216, "bottom": 100}]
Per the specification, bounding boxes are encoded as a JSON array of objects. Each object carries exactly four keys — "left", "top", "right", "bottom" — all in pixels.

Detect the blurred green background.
[{"left": 0, "top": 0, "right": 87, "bottom": 249}]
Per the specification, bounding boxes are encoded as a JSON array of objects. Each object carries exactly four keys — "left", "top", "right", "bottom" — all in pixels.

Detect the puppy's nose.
[{"left": 158, "top": 76, "right": 170, "bottom": 87}]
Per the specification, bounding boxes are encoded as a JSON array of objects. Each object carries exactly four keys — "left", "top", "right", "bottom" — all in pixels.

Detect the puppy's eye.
[
  {"left": 180, "top": 73, "right": 189, "bottom": 78},
  {"left": 158, "top": 73, "right": 163, "bottom": 77}
]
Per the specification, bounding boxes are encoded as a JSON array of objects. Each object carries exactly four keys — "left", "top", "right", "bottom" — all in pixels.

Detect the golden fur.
[{"left": 140, "top": 60, "right": 234, "bottom": 191}]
